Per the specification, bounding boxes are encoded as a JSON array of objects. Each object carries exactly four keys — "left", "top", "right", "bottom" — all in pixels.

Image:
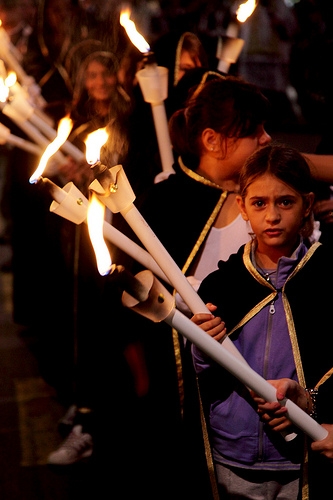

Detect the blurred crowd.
[{"left": 1, "top": 0, "right": 333, "bottom": 498}]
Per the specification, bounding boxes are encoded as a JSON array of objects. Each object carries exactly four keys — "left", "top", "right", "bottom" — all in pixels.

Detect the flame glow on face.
[
  {"left": 84, "top": 127, "right": 108, "bottom": 165},
  {"left": 29, "top": 116, "right": 73, "bottom": 183},
  {"left": 87, "top": 192, "right": 112, "bottom": 275},
  {"left": 120, "top": 8, "right": 150, "bottom": 54}
]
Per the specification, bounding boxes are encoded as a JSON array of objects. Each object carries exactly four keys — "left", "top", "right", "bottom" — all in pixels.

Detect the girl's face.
[
  {"left": 85, "top": 60, "right": 117, "bottom": 101},
  {"left": 237, "top": 173, "right": 314, "bottom": 258}
]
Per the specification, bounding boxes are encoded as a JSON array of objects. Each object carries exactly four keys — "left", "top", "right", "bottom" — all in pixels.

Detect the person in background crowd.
[
  {"left": 152, "top": 30, "right": 209, "bottom": 118},
  {"left": 56, "top": 50, "right": 132, "bottom": 188},
  {"left": 190, "top": 143, "right": 333, "bottom": 499},
  {"left": 115, "top": 28, "right": 210, "bottom": 195},
  {"left": 43, "top": 52, "right": 150, "bottom": 500}
]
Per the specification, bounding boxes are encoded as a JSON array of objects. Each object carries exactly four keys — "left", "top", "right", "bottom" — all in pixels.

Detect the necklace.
[{"left": 257, "top": 267, "right": 276, "bottom": 284}]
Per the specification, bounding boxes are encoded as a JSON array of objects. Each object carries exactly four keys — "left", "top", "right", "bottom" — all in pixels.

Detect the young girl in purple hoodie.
[{"left": 191, "top": 143, "right": 333, "bottom": 499}]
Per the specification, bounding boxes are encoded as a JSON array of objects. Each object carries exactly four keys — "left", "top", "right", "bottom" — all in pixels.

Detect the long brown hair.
[{"left": 169, "top": 75, "right": 270, "bottom": 170}]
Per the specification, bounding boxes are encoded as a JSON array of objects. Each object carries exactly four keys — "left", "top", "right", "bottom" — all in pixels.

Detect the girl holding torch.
[{"left": 190, "top": 144, "right": 333, "bottom": 499}]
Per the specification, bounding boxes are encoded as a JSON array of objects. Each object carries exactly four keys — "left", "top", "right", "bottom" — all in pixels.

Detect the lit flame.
[
  {"left": 87, "top": 192, "right": 112, "bottom": 276},
  {"left": 236, "top": 0, "right": 257, "bottom": 23},
  {"left": 84, "top": 127, "right": 108, "bottom": 165},
  {"left": 120, "top": 8, "right": 150, "bottom": 54},
  {"left": 29, "top": 116, "right": 73, "bottom": 183},
  {"left": 5, "top": 71, "right": 17, "bottom": 87}
]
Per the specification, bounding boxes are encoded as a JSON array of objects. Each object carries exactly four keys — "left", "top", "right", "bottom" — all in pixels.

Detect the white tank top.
[{"left": 194, "top": 214, "right": 252, "bottom": 281}]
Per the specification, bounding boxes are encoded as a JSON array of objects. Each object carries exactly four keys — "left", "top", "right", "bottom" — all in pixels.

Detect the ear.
[
  {"left": 202, "top": 128, "right": 218, "bottom": 152},
  {"left": 304, "top": 192, "right": 315, "bottom": 217},
  {"left": 236, "top": 195, "right": 249, "bottom": 221}
]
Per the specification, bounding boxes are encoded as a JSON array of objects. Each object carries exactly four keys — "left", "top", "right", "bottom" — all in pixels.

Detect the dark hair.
[
  {"left": 169, "top": 75, "right": 270, "bottom": 170},
  {"left": 239, "top": 144, "right": 315, "bottom": 239},
  {"left": 73, "top": 51, "right": 119, "bottom": 108},
  {"left": 68, "top": 50, "right": 132, "bottom": 164}
]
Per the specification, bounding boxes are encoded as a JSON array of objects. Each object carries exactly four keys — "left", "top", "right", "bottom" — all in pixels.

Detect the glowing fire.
[
  {"left": 5, "top": 70, "right": 16, "bottom": 87},
  {"left": 5, "top": 71, "right": 17, "bottom": 87},
  {"left": 29, "top": 116, "right": 73, "bottom": 183},
  {"left": 236, "top": 0, "right": 257, "bottom": 23},
  {"left": 120, "top": 8, "right": 150, "bottom": 54},
  {"left": 84, "top": 127, "right": 108, "bottom": 165},
  {"left": 85, "top": 127, "right": 112, "bottom": 274},
  {"left": 87, "top": 192, "right": 112, "bottom": 275}
]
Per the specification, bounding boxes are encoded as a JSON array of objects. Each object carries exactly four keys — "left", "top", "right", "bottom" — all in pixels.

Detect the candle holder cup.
[
  {"left": 49, "top": 182, "right": 88, "bottom": 224},
  {"left": 136, "top": 65, "right": 169, "bottom": 104}
]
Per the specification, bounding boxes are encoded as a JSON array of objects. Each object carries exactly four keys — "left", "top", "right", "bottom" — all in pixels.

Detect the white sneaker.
[{"left": 47, "top": 425, "right": 93, "bottom": 465}]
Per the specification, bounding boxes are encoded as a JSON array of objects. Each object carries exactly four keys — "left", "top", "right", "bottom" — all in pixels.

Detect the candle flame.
[
  {"left": 29, "top": 116, "right": 73, "bottom": 183},
  {"left": 5, "top": 71, "right": 17, "bottom": 87},
  {"left": 120, "top": 8, "right": 150, "bottom": 54},
  {"left": 236, "top": 0, "right": 257, "bottom": 23},
  {"left": 84, "top": 127, "right": 108, "bottom": 165},
  {"left": 87, "top": 192, "right": 112, "bottom": 275}
]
